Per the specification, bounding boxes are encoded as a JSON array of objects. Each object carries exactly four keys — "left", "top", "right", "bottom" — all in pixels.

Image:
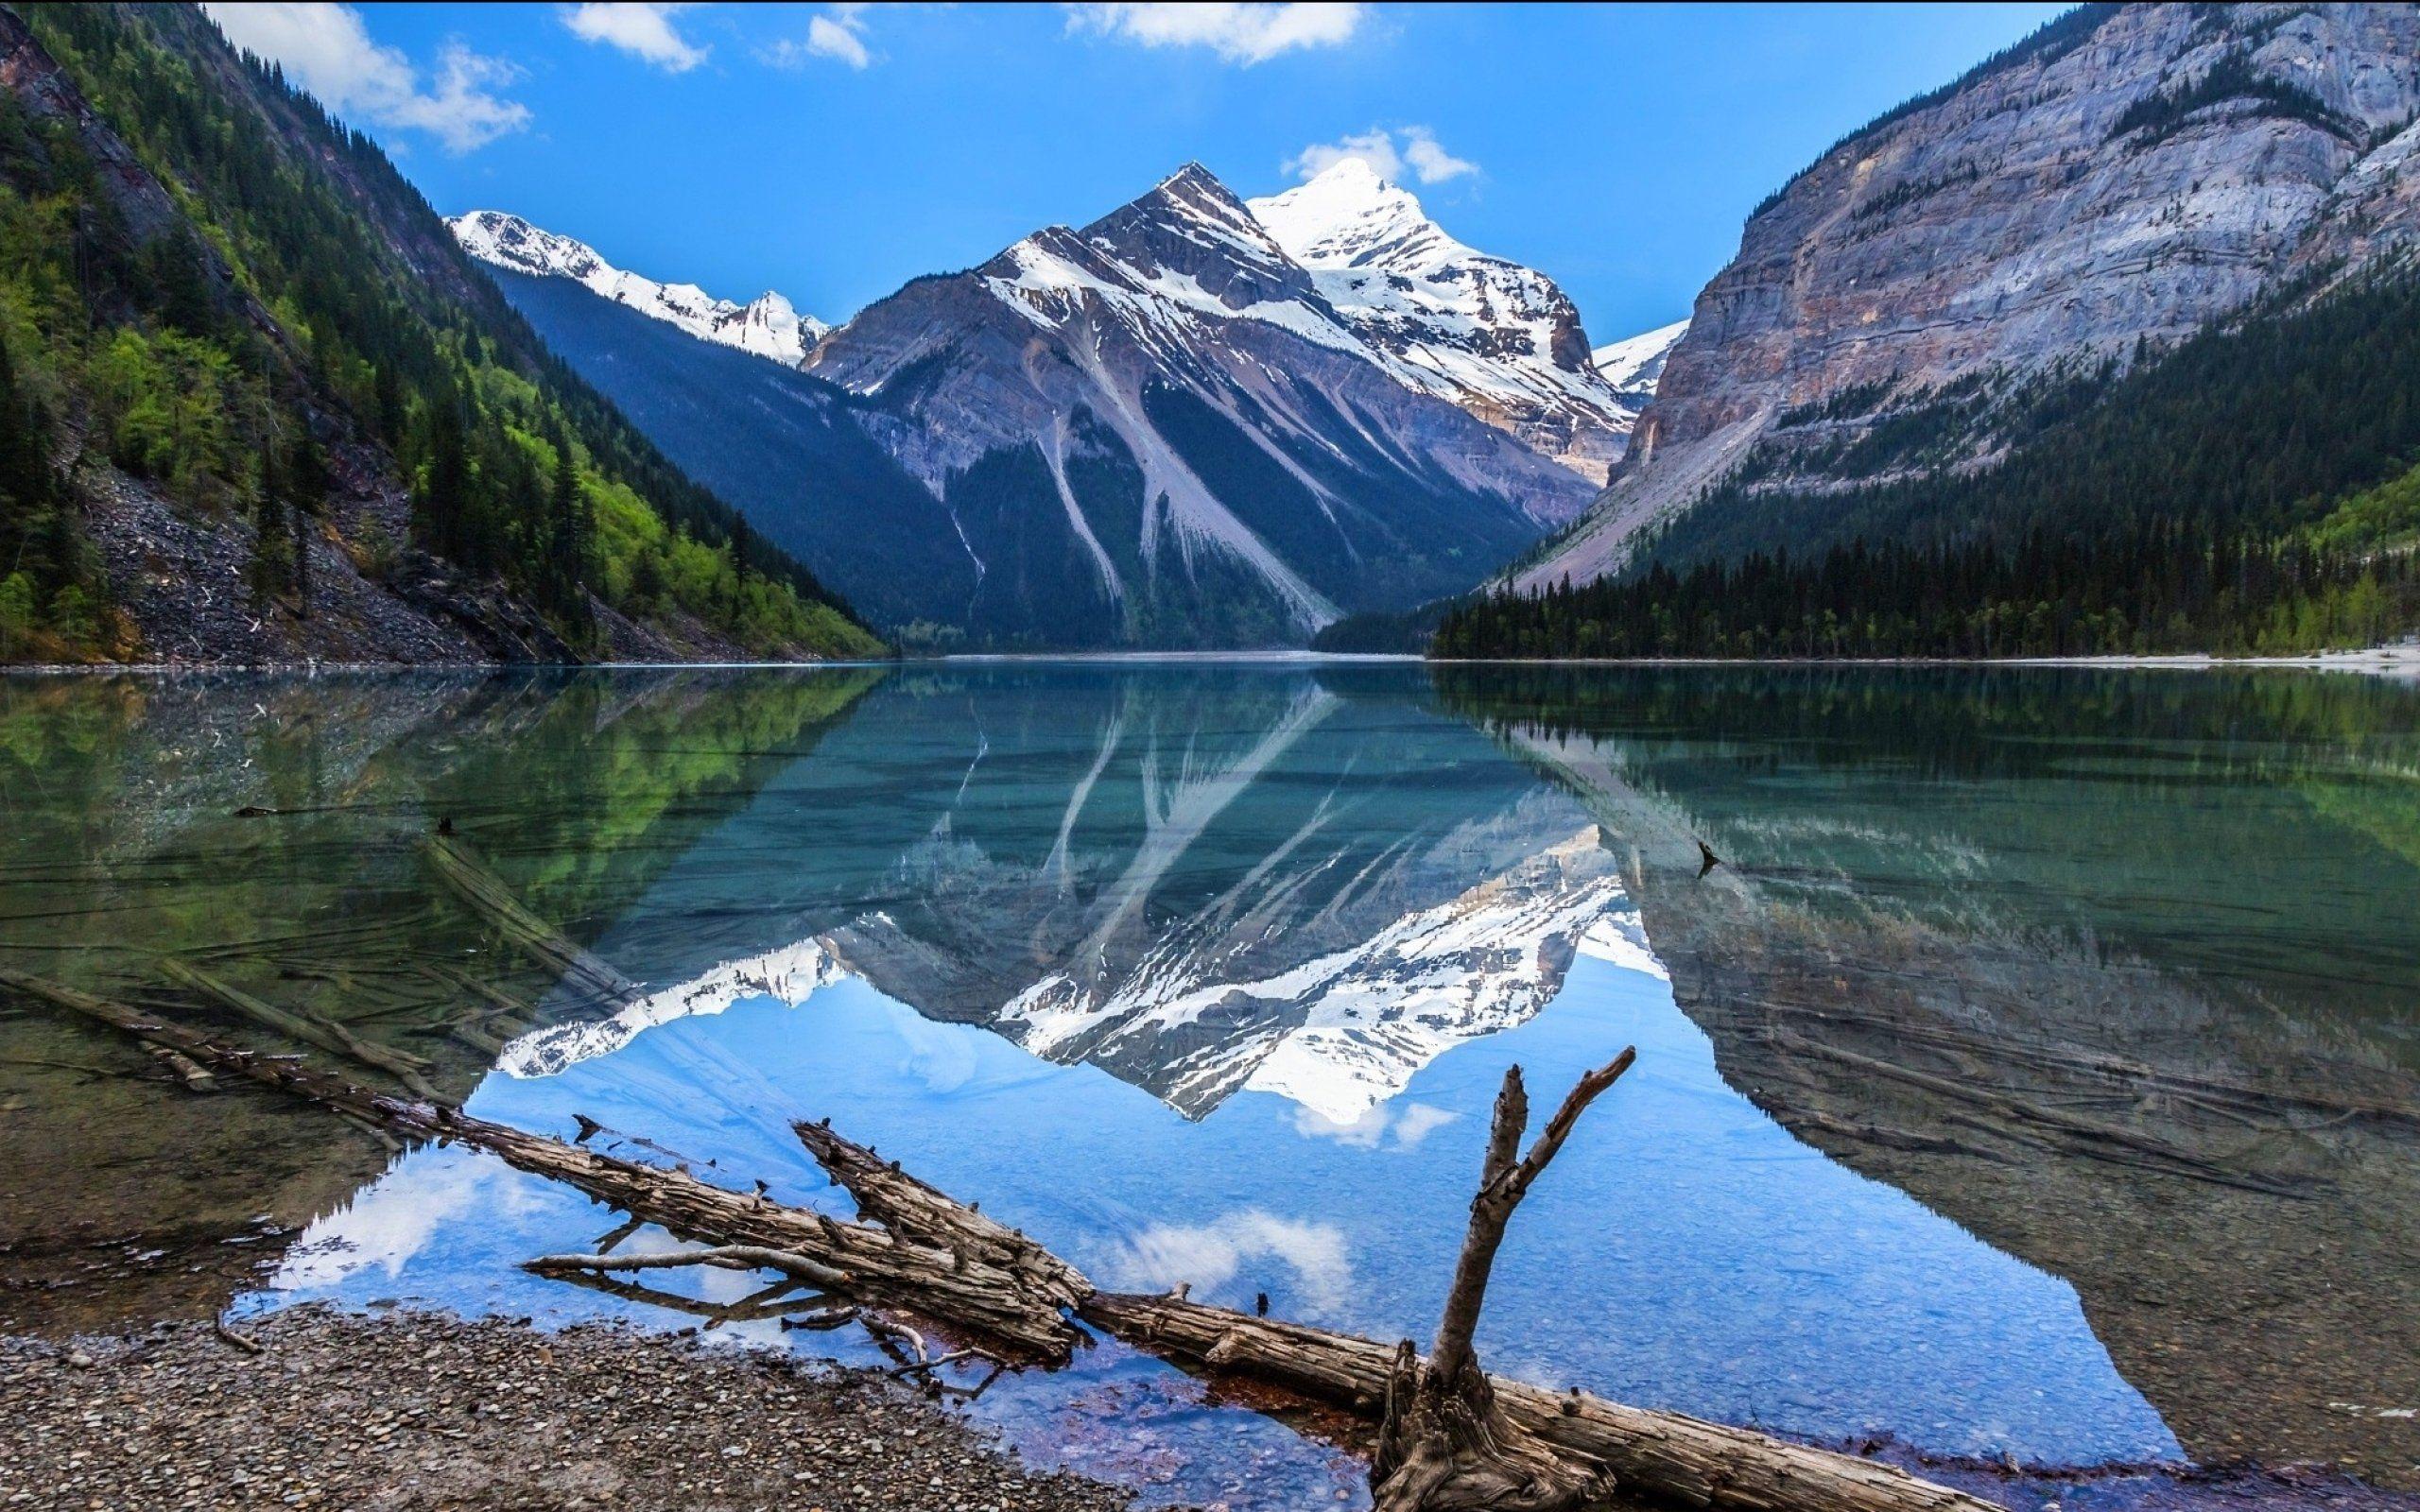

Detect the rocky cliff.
[{"left": 1526, "top": 2, "right": 2420, "bottom": 590}]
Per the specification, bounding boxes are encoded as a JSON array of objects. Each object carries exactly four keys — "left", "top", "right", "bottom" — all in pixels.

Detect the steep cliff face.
[{"left": 1526, "top": 2, "right": 2420, "bottom": 590}]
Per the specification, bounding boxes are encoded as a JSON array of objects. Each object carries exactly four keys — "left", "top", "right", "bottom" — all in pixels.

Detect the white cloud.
[
  {"left": 1401, "top": 128, "right": 1478, "bottom": 184},
  {"left": 1292, "top": 1099, "right": 1460, "bottom": 1150},
  {"left": 1064, "top": 3, "right": 1364, "bottom": 66},
  {"left": 203, "top": 2, "right": 529, "bottom": 153},
  {"left": 760, "top": 5, "right": 873, "bottom": 69},
  {"left": 1285, "top": 125, "right": 1478, "bottom": 185},
  {"left": 563, "top": 3, "right": 708, "bottom": 73},
  {"left": 1095, "top": 1209, "right": 1354, "bottom": 1316}
]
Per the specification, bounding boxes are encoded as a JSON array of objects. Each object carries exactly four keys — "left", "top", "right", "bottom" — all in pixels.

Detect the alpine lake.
[{"left": 2, "top": 660, "right": 2414, "bottom": 1508}]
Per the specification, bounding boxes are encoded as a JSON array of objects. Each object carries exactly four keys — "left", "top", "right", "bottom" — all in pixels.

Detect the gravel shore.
[{"left": 0, "top": 1307, "right": 1138, "bottom": 1511}]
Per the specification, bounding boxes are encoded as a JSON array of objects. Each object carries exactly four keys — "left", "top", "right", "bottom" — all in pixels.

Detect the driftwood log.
[{"left": 5, "top": 967, "right": 2002, "bottom": 1512}]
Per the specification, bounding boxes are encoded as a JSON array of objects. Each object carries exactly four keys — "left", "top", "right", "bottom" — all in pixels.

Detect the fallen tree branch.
[
  {"left": 4, "top": 967, "right": 2001, "bottom": 1512},
  {"left": 419, "top": 834, "right": 636, "bottom": 1007},
  {"left": 160, "top": 958, "right": 439, "bottom": 1102},
  {"left": 524, "top": 1244, "right": 852, "bottom": 1291}
]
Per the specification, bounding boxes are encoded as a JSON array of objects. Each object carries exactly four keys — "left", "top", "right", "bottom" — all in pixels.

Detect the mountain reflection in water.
[{"left": 2, "top": 662, "right": 2414, "bottom": 1505}]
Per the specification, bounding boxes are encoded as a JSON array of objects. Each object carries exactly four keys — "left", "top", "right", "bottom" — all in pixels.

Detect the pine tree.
[
  {"left": 547, "top": 423, "right": 586, "bottom": 608},
  {"left": 286, "top": 429, "right": 322, "bottom": 617},
  {"left": 250, "top": 437, "right": 289, "bottom": 612},
  {"left": 416, "top": 397, "right": 469, "bottom": 564}
]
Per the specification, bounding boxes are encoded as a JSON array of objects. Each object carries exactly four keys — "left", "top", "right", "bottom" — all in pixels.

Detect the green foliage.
[
  {"left": 1433, "top": 524, "right": 2419, "bottom": 661},
  {"left": 89, "top": 325, "right": 249, "bottom": 504},
  {"left": 2107, "top": 48, "right": 2356, "bottom": 147},
  {"left": 0, "top": 2, "right": 878, "bottom": 662},
  {"left": 2309, "top": 461, "right": 2420, "bottom": 556}
]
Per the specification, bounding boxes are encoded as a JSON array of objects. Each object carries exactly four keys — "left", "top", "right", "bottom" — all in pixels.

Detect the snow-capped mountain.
[
  {"left": 1248, "top": 159, "right": 1638, "bottom": 483},
  {"left": 1591, "top": 318, "right": 1688, "bottom": 404},
  {"left": 802, "top": 163, "right": 1592, "bottom": 644},
  {"left": 449, "top": 210, "right": 829, "bottom": 366},
  {"left": 1003, "top": 826, "right": 1641, "bottom": 1121}
]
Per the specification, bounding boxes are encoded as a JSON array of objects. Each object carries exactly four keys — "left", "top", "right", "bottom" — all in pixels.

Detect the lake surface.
[{"left": 2, "top": 662, "right": 2415, "bottom": 1505}]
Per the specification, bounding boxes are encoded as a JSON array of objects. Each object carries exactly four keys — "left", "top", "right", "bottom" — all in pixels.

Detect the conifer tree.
[{"left": 251, "top": 437, "right": 290, "bottom": 612}]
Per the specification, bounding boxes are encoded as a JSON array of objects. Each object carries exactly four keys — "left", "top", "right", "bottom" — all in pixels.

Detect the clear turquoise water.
[{"left": 5, "top": 662, "right": 2415, "bottom": 1505}]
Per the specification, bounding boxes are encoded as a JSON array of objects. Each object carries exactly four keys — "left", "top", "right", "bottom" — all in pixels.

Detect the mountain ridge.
[
  {"left": 464, "top": 161, "right": 1600, "bottom": 648},
  {"left": 450, "top": 210, "right": 831, "bottom": 367}
]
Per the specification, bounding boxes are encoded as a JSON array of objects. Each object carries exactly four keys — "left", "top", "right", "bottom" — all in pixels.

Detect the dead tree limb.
[
  {"left": 1369, "top": 1051, "right": 1634, "bottom": 1512},
  {"left": 419, "top": 834, "right": 636, "bottom": 1006},
  {"left": 1083, "top": 1292, "right": 2000, "bottom": 1512},
  {"left": 159, "top": 958, "right": 440, "bottom": 1101}
]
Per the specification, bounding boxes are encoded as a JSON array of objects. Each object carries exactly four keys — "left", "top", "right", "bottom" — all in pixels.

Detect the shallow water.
[{"left": 2, "top": 662, "right": 2414, "bottom": 1503}]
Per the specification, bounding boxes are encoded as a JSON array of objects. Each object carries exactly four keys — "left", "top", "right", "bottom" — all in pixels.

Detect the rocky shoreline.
[{"left": 0, "top": 1307, "right": 1137, "bottom": 1512}]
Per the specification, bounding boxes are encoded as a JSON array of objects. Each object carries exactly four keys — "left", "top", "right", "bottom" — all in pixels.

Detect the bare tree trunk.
[{"left": 1369, "top": 1051, "right": 1634, "bottom": 1512}]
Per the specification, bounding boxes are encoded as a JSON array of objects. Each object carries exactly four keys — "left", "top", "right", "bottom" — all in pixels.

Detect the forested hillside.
[
  {"left": 1435, "top": 262, "right": 2420, "bottom": 659},
  {"left": 0, "top": 3, "right": 880, "bottom": 664}
]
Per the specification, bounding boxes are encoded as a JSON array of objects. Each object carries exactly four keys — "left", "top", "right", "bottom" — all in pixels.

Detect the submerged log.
[
  {"left": 4, "top": 967, "right": 1999, "bottom": 1512},
  {"left": 418, "top": 834, "right": 636, "bottom": 1006},
  {"left": 160, "top": 957, "right": 440, "bottom": 1101}
]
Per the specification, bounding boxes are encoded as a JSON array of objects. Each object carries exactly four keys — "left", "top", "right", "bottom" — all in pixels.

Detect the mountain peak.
[
  {"left": 1249, "top": 163, "right": 1458, "bottom": 274},
  {"left": 1245, "top": 168, "right": 1632, "bottom": 483},
  {"left": 1157, "top": 161, "right": 1224, "bottom": 193},
  {"left": 1303, "top": 155, "right": 1392, "bottom": 193},
  {"left": 449, "top": 209, "right": 826, "bottom": 366},
  {"left": 1133, "top": 160, "right": 1268, "bottom": 241}
]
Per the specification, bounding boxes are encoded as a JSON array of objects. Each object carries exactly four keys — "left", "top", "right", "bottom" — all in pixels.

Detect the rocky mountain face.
[
  {"left": 449, "top": 212, "right": 829, "bottom": 366},
  {"left": 801, "top": 164, "right": 1592, "bottom": 645},
  {"left": 1247, "top": 159, "right": 1639, "bottom": 483},
  {"left": 1525, "top": 2, "right": 2420, "bottom": 591}
]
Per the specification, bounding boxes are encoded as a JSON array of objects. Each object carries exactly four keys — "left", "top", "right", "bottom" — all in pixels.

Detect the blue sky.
[{"left": 209, "top": 3, "right": 2066, "bottom": 343}]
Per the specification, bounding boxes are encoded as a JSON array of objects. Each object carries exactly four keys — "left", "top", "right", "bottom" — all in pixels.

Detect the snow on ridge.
[
  {"left": 448, "top": 210, "right": 828, "bottom": 367},
  {"left": 1003, "top": 825, "right": 1668, "bottom": 1124},
  {"left": 1592, "top": 318, "right": 1690, "bottom": 396},
  {"left": 1246, "top": 161, "right": 1635, "bottom": 477},
  {"left": 494, "top": 937, "right": 845, "bottom": 1078}
]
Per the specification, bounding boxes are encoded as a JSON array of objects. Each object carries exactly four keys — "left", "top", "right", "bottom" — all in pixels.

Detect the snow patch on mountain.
[
  {"left": 1002, "top": 826, "right": 1654, "bottom": 1123},
  {"left": 494, "top": 937, "right": 845, "bottom": 1078},
  {"left": 1591, "top": 318, "right": 1689, "bottom": 400},
  {"left": 1248, "top": 159, "right": 1634, "bottom": 482},
  {"left": 449, "top": 210, "right": 828, "bottom": 366}
]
